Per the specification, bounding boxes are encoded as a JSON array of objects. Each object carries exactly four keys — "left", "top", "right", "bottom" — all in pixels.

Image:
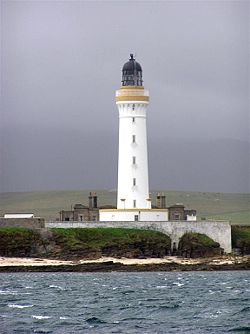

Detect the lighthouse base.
[{"left": 99, "top": 209, "right": 168, "bottom": 222}]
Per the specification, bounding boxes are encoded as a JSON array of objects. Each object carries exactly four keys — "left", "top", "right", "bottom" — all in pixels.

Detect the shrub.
[
  {"left": 178, "top": 232, "right": 222, "bottom": 258},
  {"left": 231, "top": 226, "right": 250, "bottom": 255}
]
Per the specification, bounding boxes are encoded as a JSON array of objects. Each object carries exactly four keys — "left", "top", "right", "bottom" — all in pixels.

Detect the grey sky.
[{"left": 1, "top": 1, "right": 249, "bottom": 193}]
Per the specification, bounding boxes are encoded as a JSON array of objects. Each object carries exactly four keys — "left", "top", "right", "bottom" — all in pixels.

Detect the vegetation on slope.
[
  {"left": 0, "top": 227, "right": 171, "bottom": 259},
  {"left": 0, "top": 227, "right": 35, "bottom": 257},
  {"left": 231, "top": 226, "right": 250, "bottom": 255},
  {"left": 178, "top": 232, "right": 222, "bottom": 258}
]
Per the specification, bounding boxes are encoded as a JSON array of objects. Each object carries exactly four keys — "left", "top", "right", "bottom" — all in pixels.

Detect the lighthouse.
[
  {"left": 116, "top": 54, "right": 150, "bottom": 210},
  {"left": 99, "top": 54, "right": 168, "bottom": 221}
]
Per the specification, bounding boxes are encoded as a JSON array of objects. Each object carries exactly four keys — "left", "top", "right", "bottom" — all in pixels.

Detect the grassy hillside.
[{"left": 0, "top": 190, "right": 249, "bottom": 224}]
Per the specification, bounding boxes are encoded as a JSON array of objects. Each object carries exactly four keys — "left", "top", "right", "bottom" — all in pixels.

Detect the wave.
[
  {"left": 121, "top": 289, "right": 136, "bottom": 294},
  {"left": 145, "top": 298, "right": 161, "bottom": 302},
  {"left": 239, "top": 306, "right": 250, "bottom": 313},
  {"left": 8, "top": 304, "right": 33, "bottom": 309},
  {"left": 228, "top": 327, "right": 250, "bottom": 332},
  {"left": 32, "top": 315, "right": 51, "bottom": 320},
  {"left": 173, "top": 282, "right": 184, "bottom": 287},
  {"left": 159, "top": 304, "right": 180, "bottom": 309},
  {"left": 232, "top": 306, "right": 250, "bottom": 316},
  {"left": 228, "top": 298, "right": 249, "bottom": 302},
  {"left": 49, "top": 285, "right": 64, "bottom": 290},
  {"left": 33, "top": 330, "right": 53, "bottom": 333},
  {"left": 120, "top": 317, "right": 149, "bottom": 322},
  {"left": 0, "top": 290, "right": 18, "bottom": 295},
  {"left": 85, "top": 317, "right": 106, "bottom": 324}
]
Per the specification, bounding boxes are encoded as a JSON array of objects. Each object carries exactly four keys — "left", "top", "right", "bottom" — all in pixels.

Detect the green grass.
[
  {"left": 178, "top": 232, "right": 222, "bottom": 257},
  {"left": 52, "top": 227, "right": 169, "bottom": 244},
  {"left": 0, "top": 227, "right": 35, "bottom": 256},
  {"left": 0, "top": 189, "right": 249, "bottom": 224},
  {"left": 0, "top": 227, "right": 171, "bottom": 258},
  {"left": 179, "top": 232, "right": 220, "bottom": 249},
  {"left": 206, "top": 211, "right": 250, "bottom": 225},
  {"left": 0, "top": 227, "right": 33, "bottom": 234},
  {"left": 52, "top": 227, "right": 171, "bottom": 258}
]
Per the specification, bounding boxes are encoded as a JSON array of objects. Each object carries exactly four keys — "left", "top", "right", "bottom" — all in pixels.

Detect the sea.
[{"left": 0, "top": 271, "right": 249, "bottom": 334}]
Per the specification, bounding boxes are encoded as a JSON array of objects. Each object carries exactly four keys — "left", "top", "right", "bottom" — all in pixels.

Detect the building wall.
[
  {"left": 4, "top": 214, "right": 34, "bottom": 218},
  {"left": 0, "top": 218, "right": 45, "bottom": 229},
  {"left": 168, "top": 206, "right": 185, "bottom": 221},
  {"left": 99, "top": 210, "right": 168, "bottom": 221},
  {"left": 186, "top": 214, "right": 197, "bottom": 221},
  {"left": 60, "top": 208, "right": 99, "bottom": 221},
  {"left": 46, "top": 220, "right": 232, "bottom": 253}
]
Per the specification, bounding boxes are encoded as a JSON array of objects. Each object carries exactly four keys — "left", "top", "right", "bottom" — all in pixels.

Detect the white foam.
[
  {"left": 32, "top": 315, "right": 51, "bottom": 320},
  {"left": 8, "top": 304, "right": 33, "bottom": 309},
  {"left": 49, "top": 285, "right": 64, "bottom": 290},
  {"left": 173, "top": 282, "right": 184, "bottom": 287},
  {"left": 0, "top": 290, "right": 18, "bottom": 295},
  {"left": 59, "top": 316, "right": 68, "bottom": 320}
]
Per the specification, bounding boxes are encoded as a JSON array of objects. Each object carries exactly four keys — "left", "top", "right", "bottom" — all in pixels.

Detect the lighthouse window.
[
  {"left": 133, "top": 200, "right": 136, "bottom": 208},
  {"left": 132, "top": 104, "right": 135, "bottom": 110},
  {"left": 132, "top": 156, "right": 136, "bottom": 164},
  {"left": 133, "top": 178, "right": 136, "bottom": 186},
  {"left": 132, "top": 135, "right": 136, "bottom": 143},
  {"left": 132, "top": 117, "right": 135, "bottom": 123}
]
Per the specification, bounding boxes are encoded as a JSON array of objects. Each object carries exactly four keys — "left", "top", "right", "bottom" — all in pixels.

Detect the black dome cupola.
[{"left": 122, "top": 54, "right": 143, "bottom": 86}]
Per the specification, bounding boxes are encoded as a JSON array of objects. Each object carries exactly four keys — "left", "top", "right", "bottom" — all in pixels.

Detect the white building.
[
  {"left": 100, "top": 54, "right": 168, "bottom": 221},
  {"left": 4, "top": 213, "right": 35, "bottom": 219}
]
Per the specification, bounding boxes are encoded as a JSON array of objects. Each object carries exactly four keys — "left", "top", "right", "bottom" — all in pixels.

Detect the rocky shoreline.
[{"left": 0, "top": 256, "right": 249, "bottom": 272}]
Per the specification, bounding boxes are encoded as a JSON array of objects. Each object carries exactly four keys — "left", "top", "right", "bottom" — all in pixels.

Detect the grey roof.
[{"left": 122, "top": 54, "right": 142, "bottom": 73}]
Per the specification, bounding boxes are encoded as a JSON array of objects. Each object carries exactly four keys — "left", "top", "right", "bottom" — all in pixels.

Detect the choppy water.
[{"left": 0, "top": 271, "right": 249, "bottom": 333}]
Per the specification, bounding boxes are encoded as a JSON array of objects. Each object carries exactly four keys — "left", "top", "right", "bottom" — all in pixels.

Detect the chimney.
[
  {"left": 88, "top": 192, "right": 93, "bottom": 209},
  {"left": 93, "top": 192, "right": 98, "bottom": 208},
  {"left": 156, "top": 193, "right": 161, "bottom": 208},
  {"left": 156, "top": 192, "right": 166, "bottom": 208},
  {"left": 161, "top": 192, "right": 166, "bottom": 208}
]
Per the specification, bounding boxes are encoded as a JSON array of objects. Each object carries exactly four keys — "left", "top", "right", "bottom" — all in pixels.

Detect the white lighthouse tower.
[
  {"left": 116, "top": 54, "right": 150, "bottom": 210},
  {"left": 100, "top": 54, "right": 168, "bottom": 222}
]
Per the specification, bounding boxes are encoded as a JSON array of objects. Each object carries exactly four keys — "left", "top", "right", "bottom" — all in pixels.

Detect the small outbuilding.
[
  {"left": 168, "top": 204, "right": 197, "bottom": 221},
  {"left": 59, "top": 192, "right": 115, "bottom": 222}
]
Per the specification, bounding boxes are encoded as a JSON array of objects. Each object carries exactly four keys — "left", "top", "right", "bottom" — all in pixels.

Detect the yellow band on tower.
[
  {"left": 115, "top": 96, "right": 149, "bottom": 102},
  {"left": 120, "top": 86, "right": 144, "bottom": 90}
]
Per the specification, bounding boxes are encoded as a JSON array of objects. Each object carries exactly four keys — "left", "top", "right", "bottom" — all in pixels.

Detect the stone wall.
[
  {"left": 0, "top": 218, "right": 45, "bottom": 229},
  {"left": 46, "top": 220, "right": 232, "bottom": 253}
]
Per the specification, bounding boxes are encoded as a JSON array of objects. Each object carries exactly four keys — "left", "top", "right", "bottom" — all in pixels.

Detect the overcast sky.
[{"left": 1, "top": 0, "right": 249, "bottom": 193}]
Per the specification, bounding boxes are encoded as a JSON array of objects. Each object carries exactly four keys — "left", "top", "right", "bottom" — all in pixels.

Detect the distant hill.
[{"left": 0, "top": 190, "right": 249, "bottom": 225}]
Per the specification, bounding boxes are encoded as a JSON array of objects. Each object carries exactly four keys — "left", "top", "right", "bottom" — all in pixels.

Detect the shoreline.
[{"left": 0, "top": 255, "right": 249, "bottom": 272}]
